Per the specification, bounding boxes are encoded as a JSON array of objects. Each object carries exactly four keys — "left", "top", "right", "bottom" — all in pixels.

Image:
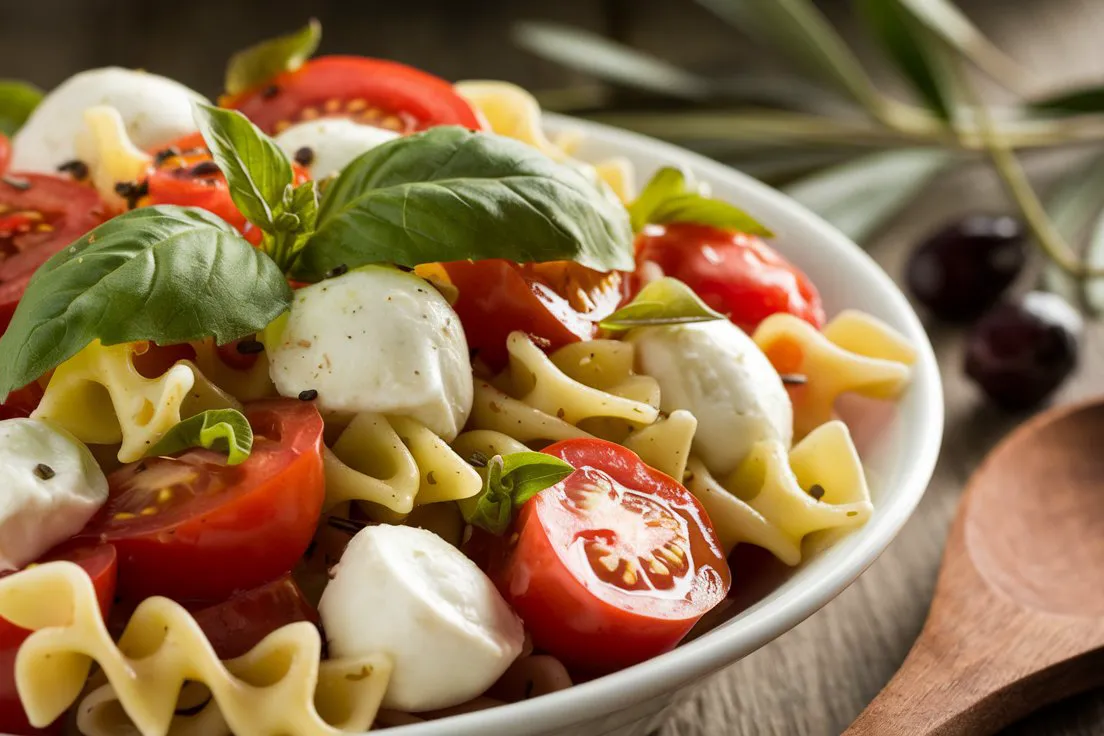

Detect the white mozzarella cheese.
[
  {"left": 274, "top": 118, "right": 399, "bottom": 178},
  {"left": 11, "top": 67, "right": 206, "bottom": 173},
  {"left": 627, "top": 320, "right": 793, "bottom": 477},
  {"left": 318, "top": 524, "right": 524, "bottom": 712},
  {"left": 268, "top": 266, "right": 473, "bottom": 441},
  {"left": 0, "top": 418, "right": 109, "bottom": 571}
]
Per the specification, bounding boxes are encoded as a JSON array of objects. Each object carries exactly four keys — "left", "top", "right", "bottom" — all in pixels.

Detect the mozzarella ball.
[
  {"left": 319, "top": 524, "right": 524, "bottom": 711},
  {"left": 274, "top": 118, "right": 399, "bottom": 178},
  {"left": 627, "top": 320, "right": 792, "bottom": 477},
  {"left": 0, "top": 418, "right": 108, "bottom": 571},
  {"left": 12, "top": 67, "right": 206, "bottom": 173},
  {"left": 268, "top": 267, "right": 473, "bottom": 440}
]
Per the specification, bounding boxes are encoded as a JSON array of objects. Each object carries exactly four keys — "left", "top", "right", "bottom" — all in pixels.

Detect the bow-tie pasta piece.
[
  {"left": 0, "top": 562, "right": 391, "bottom": 736},
  {"left": 684, "top": 420, "right": 872, "bottom": 565},
  {"left": 753, "top": 311, "right": 915, "bottom": 439},
  {"left": 32, "top": 341, "right": 239, "bottom": 462}
]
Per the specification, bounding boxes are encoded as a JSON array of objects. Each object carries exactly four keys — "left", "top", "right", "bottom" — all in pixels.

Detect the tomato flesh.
[
  {"left": 78, "top": 399, "right": 325, "bottom": 603},
  {"left": 189, "top": 575, "right": 318, "bottom": 659},
  {"left": 443, "top": 259, "right": 626, "bottom": 368},
  {"left": 0, "top": 135, "right": 9, "bottom": 174},
  {"left": 0, "top": 174, "right": 107, "bottom": 318},
  {"left": 146, "top": 132, "right": 310, "bottom": 235},
  {"left": 491, "top": 439, "right": 730, "bottom": 674},
  {"left": 0, "top": 544, "right": 116, "bottom": 735},
  {"left": 633, "top": 223, "right": 825, "bottom": 334},
  {"left": 223, "top": 56, "right": 485, "bottom": 135}
]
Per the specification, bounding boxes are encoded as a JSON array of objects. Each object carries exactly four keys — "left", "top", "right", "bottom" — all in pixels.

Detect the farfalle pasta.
[{"left": 0, "top": 29, "right": 918, "bottom": 736}]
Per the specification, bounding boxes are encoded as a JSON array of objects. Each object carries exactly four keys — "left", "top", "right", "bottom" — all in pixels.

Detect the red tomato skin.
[
  {"left": 492, "top": 439, "right": 730, "bottom": 674},
  {"left": 80, "top": 400, "right": 325, "bottom": 604},
  {"left": 0, "top": 544, "right": 117, "bottom": 735},
  {"left": 0, "top": 135, "right": 10, "bottom": 174},
  {"left": 223, "top": 56, "right": 485, "bottom": 135},
  {"left": 189, "top": 575, "right": 318, "bottom": 659},
  {"left": 633, "top": 223, "right": 826, "bottom": 334}
]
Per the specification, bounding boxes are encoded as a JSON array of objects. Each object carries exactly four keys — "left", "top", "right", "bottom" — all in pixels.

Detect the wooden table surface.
[{"left": 2, "top": 1, "right": 1103, "bottom": 734}]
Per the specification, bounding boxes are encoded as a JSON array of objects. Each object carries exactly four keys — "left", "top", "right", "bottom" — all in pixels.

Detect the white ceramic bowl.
[{"left": 387, "top": 116, "right": 944, "bottom": 736}]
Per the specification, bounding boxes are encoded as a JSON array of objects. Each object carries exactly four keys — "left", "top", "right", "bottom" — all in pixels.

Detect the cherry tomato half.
[
  {"left": 443, "top": 260, "right": 627, "bottom": 369},
  {"left": 490, "top": 438, "right": 731, "bottom": 674},
  {"left": 223, "top": 56, "right": 485, "bottom": 136},
  {"left": 0, "top": 135, "right": 10, "bottom": 174},
  {"left": 0, "top": 174, "right": 108, "bottom": 318},
  {"left": 77, "top": 399, "right": 325, "bottom": 603},
  {"left": 189, "top": 574, "right": 318, "bottom": 660},
  {"left": 633, "top": 223, "right": 825, "bottom": 334},
  {"left": 0, "top": 544, "right": 116, "bottom": 736},
  {"left": 146, "top": 133, "right": 309, "bottom": 239}
]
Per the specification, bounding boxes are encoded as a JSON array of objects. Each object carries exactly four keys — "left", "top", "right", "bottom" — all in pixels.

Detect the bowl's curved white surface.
[{"left": 385, "top": 115, "right": 944, "bottom": 736}]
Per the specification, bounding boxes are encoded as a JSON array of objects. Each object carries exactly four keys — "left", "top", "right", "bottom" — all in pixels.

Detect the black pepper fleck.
[
  {"left": 298, "top": 389, "right": 319, "bottom": 401},
  {"left": 154, "top": 146, "right": 180, "bottom": 165},
  {"left": 294, "top": 146, "right": 315, "bottom": 167},
  {"left": 261, "top": 84, "right": 280, "bottom": 99},
  {"left": 325, "top": 264, "right": 349, "bottom": 279},
  {"left": 33, "top": 464, "right": 55, "bottom": 480},
  {"left": 190, "top": 161, "right": 221, "bottom": 177},
  {"left": 57, "top": 159, "right": 89, "bottom": 181},
  {"left": 236, "top": 339, "right": 265, "bottom": 355},
  {"left": 809, "top": 483, "right": 826, "bottom": 500}
]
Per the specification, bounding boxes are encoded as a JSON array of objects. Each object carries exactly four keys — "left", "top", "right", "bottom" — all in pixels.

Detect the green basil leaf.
[
  {"left": 0, "top": 80, "right": 44, "bottom": 136},
  {"left": 462, "top": 452, "right": 575, "bottom": 535},
  {"left": 224, "top": 19, "right": 322, "bottom": 96},
  {"left": 628, "top": 166, "right": 772, "bottom": 236},
  {"left": 194, "top": 104, "right": 293, "bottom": 232},
  {"left": 293, "top": 126, "right": 635, "bottom": 279},
  {"left": 0, "top": 206, "right": 292, "bottom": 400},
  {"left": 148, "top": 409, "right": 254, "bottom": 465},
  {"left": 600, "top": 277, "right": 724, "bottom": 331}
]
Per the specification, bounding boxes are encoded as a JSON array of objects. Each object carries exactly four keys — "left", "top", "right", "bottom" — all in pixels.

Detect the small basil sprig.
[
  {"left": 224, "top": 19, "right": 321, "bottom": 97},
  {"left": 293, "top": 126, "right": 636, "bottom": 279},
  {"left": 629, "top": 166, "right": 772, "bottom": 236},
  {"left": 600, "top": 277, "right": 724, "bottom": 331},
  {"left": 148, "top": 409, "right": 254, "bottom": 465},
  {"left": 194, "top": 104, "right": 318, "bottom": 270},
  {"left": 0, "top": 80, "right": 44, "bottom": 136},
  {"left": 0, "top": 206, "right": 292, "bottom": 400},
  {"left": 461, "top": 452, "right": 575, "bottom": 535}
]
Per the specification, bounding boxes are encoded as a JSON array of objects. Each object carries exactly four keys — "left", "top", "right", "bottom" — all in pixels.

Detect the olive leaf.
[
  {"left": 1037, "top": 152, "right": 1104, "bottom": 307},
  {"left": 224, "top": 18, "right": 322, "bottom": 96},
  {"left": 0, "top": 80, "right": 43, "bottom": 137},
  {"left": 783, "top": 149, "right": 954, "bottom": 244},
  {"left": 148, "top": 409, "right": 254, "bottom": 465},
  {"left": 1031, "top": 86, "right": 1104, "bottom": 116},
  {"left": 600, "top": 277, "right": 724, "bottom": 331},
  {"left": 0, "top": 206, "right": 292, "bottom": 400},
  {"left": 459, "top": 452, "right": 576, "bottom": 535}
]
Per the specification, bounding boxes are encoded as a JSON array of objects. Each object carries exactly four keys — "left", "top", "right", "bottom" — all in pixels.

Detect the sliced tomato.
[
  {"left": 0, "top": 544, "right": 116, "bottom": 735},
  {"left": 77, "top": 399, "right": 325, "bottom": 603},
  {"left": 490, "top": 438, "right": 731, "bottom": 674},
  {"left": 189, "top": 575, "right": 318, "bottom": 659},
  {"left": 0, "top": 135, "right": 10, "bottom": 174},
  {"left": 223, "top": 56, "right": 485, "bottom": 135},
  {"left": 443, "top": 260, "right": 627, "bottom": 369},
  {"left": 633, "top": 223, "right": 825, "bottom": 334},
  {"left": 0, "top": 173, "right": 108, "bottom": 318},
  {"left": 146, "top": 132, "right": 309, "bottom": 235}
]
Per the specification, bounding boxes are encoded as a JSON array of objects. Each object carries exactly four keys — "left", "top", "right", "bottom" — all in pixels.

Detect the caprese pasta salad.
[{"left": 0, "top": 19, "right": 917, "bottom": 736}]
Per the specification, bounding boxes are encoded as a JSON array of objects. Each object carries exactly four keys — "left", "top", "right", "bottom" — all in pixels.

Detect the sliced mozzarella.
[
  {"left": 268, "top": 267, "right": 473, "bottom": 440},
  {"left": 319, "top": 524, "right": 524, "bottom": 712},
  {"left": 0, "top": 418, "right": 109, "bottom": 571},
  {"left": 627, "top": 320, "right": 793, "bottom": 477},
  {"left": 11, "top": 67, "right": 206, "bottom": 174},
  {"left": 274, "top": 118, "right": 399, "bottom": 178}
]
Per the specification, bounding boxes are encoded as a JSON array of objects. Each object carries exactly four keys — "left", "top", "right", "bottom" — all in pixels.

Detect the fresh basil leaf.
[
  {"left": 629, "top": 166, "right": 772, "bottom": 236},
  {"left": 224, "top": 19, "right": 322, "bottom": 96},
  {"left": 294, "top": 126, "right": 635, "bottom": 279},
  {"left": 600, "top": 277, "right": 724, "bottom": 331},
  {"left": 148, "top": 409, "right": 254, "bottom": 465},
  {"left": 0, "top": 80, "right": 44, "bottom": 136},
  {"left": 461, "top": 452, "right": 575, "bottom": 535},
  {"left": 194, "top": 104, "right": 293, "bottom": 232},
  {"left": 0, "top": 206, "right": 292, "bottom": 400}
]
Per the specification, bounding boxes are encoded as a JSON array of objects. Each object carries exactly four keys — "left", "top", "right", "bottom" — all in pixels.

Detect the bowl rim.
[{"left": 382, "top": 113, "right": 945, "bottom": 735}]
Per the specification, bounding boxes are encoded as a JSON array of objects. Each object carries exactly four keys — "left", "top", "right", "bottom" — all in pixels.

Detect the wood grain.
[{"left": 2, "top": 0, "right": 1104, "bottom": 734}]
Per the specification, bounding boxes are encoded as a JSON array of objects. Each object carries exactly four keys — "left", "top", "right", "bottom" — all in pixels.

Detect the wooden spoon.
[{"left": 846, "top": 397, "right": 1104, "bottom": 736}]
